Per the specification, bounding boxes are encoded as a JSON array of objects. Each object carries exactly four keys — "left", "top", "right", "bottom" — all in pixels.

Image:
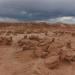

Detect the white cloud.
[
  {"left": 0, "top": 0, "right": 75, "bottom": 20},
  {"left": 0, "top": 17, "right": 20, "bottom": 22},
  {"left": 28, "top": 13, "right": 33, "bottom": 16},
  {"left": 47, "top": 16, "right": 75, "bottom": 24},
  {"left": 20, "top": 11, "right": 27, "bottom": 15}
]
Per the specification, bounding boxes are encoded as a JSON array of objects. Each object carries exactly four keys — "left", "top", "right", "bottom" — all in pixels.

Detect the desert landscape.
[{"left": 0, "top": 22, "right": 75, "bottom": 75}]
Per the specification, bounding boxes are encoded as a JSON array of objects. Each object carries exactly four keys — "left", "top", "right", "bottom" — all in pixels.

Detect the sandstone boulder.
[{"left": 44, "top": 56, "right": 59, "bottom": 69}]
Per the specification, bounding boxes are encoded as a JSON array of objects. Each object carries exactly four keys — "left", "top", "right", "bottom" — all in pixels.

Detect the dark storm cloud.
[{"left": 0, "top": 0, "right": 75, "bottom": 20}]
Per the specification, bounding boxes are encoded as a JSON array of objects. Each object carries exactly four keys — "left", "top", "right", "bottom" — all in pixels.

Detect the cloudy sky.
[{"left": 0, "top": 0, "right": 75, "bottom": 22}]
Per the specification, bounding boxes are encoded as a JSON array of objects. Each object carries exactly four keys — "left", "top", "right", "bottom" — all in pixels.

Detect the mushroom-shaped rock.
[
  {"left": 59, "top": 47, "right": 75, "bottom": 62},
  {"left": 33, "top": 47, "right": 48, "bottom": 58},
  {"left": 44, "top": 56, "right": 59, "bottom": 69}
]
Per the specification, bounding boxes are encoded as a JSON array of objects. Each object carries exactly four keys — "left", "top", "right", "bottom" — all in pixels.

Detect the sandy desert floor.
[{"left": 0, "top": 22, "right": 75, "bottom": 75}]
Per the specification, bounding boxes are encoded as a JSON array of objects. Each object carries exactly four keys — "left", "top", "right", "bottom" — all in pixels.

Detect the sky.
[{"left": 0, "top": 0, "right": 75, "bottom": 22}]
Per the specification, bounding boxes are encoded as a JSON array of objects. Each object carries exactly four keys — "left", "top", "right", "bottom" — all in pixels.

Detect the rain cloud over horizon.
[{"left": 0, "top": 0, "right": 75, "bottom": 22}]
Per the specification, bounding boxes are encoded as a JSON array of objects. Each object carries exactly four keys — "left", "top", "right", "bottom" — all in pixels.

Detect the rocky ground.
[{"left": 0, "top": 22, "right": 75, "bottom": 75}]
